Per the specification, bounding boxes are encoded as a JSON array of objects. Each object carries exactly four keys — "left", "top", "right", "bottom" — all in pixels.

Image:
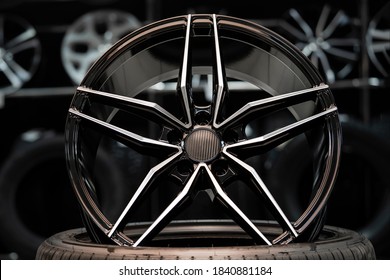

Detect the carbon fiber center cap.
[{"left": 184, "top": 128, "right": 222, "bottom": 162}]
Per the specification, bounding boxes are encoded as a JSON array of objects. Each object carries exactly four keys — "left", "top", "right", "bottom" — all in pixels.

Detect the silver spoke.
[
  {"left": 324, "top": 47, "right": 358, "bottom": 61},
  {"left": 108, "top": 150, "right": 183, "bottom": 239},
  {"left": 311, "top": 52, "right": 319, "bottom": 68},
  {"left": 370, "top": 42, "right": 390, "bottom": 52},
  {"left": 326, "top": 38, "right": 360, "bottom": 46},
  {"left": 212, "top": 14, "right": 229, "bottom": 127},
  {"left": 315, "top": 5, "right": 331, "bottom": 37},
  {"left": 0, "top": 16, "right": 40, "bottom": 92},
  {"left": 0, "top": 61, "right": 23, "bottom": 88},
  {"left": 77, "top": 86, "right": 189, "bottom": 130},
  {"left": 4, "top": 59, "right": 31, "bottom": 82},
  {"left": 133, "top": 163, "right": 201, "bottom": 247},
  {"left": 226, "top": 106, "right": 337, "bottom": 156},
  {"left": 317, "top": 49, "right": 335, "bottom": 83},
  {"left": 215, "top": 84, "right": 329, "bottom": 130},
  {"left": 289, "top": 9, "right": 313, "bottom": 39},
  {"left": 64, "top": 32, "right": 100, "bottom": 47},
  {"left": 221, "top": 150, "right": 298, "bottom": 239},
  {"left": 204, "top": 164, "right": 272, "bottom": 245},
  {"left": 7, "top": 37, "right": 40, "bottom": 55},
  {"left": 68, "top": 108, "right": 180, "bottom": 156},
  {"left": 5, "top": 28, "right": 37, "bottom": 49},
  {"left": 370, "top": 29, "right": 390, "bottom": 41},
  {"left": 279, "top": 20, "right": 308, "bottom": 41},
  {"left": 322, "top": 10, "right": 347, "bottom": 40},
  {"left": 177, "top": 14, "right": 193, "bottom": 127},
  {"left": 63, "top": 13, "right": 342, "bottom": 247}
]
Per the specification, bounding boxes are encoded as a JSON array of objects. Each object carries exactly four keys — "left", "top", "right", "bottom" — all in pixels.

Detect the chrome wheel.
[
  {"left": 366, "top": 2, "right": 390, "bottom": 77},
  {"left": 61, "top": 10, "right": 141, "bottom": 85},
  {"left": 0, "top": 14, "right": 41, "bottom": 95},
  {"left": 279, "top": 5, "right": 360, "bottom": 83},
  {"left": 65, "top": 14, "right": 341, "bottom": 247}
]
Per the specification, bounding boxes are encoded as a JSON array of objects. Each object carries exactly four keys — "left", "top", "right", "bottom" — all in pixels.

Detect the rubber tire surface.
[
  {"left": 268, "top": 119, "right": 390, "bottom": 259},
  {"left": 36, "top": 221, "right": 376, "bottom": 260},
  {"left": 0, "top": 133, "right": 78, "bottom": 259},
  {"left": 0, "top": 133, "right": 127, "bottom": 259}
]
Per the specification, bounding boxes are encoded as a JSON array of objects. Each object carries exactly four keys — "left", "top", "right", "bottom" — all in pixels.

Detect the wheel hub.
[{"left": 184, "top": 127, "right": 222, "bottom": 163}]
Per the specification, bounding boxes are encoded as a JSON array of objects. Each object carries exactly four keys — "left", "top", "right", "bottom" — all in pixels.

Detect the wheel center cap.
[{"left": 184, "top": 128, "right": 221, "bottom": 162}]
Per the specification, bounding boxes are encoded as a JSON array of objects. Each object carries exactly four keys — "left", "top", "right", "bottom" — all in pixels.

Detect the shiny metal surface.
[
  {"left": 65, "top": 14, "right": 341, "bottom": 247},
  {"left": 0, "top": 14, "right": 41, "bottom": 95}
]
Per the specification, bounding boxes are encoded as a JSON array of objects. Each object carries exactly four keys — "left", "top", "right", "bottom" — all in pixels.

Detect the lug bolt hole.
[
  {"left": 213, "top": 159, "right": 229, "bottom": 176},
  {"left": 177, "top": 160, "right": 193, "bottom": 176}
]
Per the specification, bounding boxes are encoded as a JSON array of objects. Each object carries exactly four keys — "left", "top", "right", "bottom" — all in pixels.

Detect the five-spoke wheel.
[{"left": 65, "top": 14, "right": 341, "bottom": 247}]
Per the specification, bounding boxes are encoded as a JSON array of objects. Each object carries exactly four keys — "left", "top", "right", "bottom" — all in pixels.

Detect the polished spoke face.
[
  {"left": 177, "top": 14, "right": 194, "bottom": 127},
  {"left": 68, "top": 108, "right": 180, "bottom": 157},
  {"left": 220, "top": 151, "right": 298, "bottom": 242},
  {"left": 215, "top": 84, "right": 329, "bottom": 130},
  {"left": 280, "top": 5, "right": 359, "bottom": 83},
  {"left": 68, "top": 14, "right": 340, "bottom": 247},
  {"left": 133, "top": 163, "right": 202, "bottom": 246},
  {"left": 211, "top": 14, "right": 229, "bottom": 127},
  {"left": 0, "top": 15, "right": 41, "bottom": 95},
  {"left": 108, "top": 150, "right": 183, "bottom": 241},
  {"left": 221, "top": 104, "right": 337, "bottom": 242},
  {"left": 77, "top": 86, "right": 189, "bottom": 131},
  {"left": 203, "top": 165, "right": 272, "bottom": 245},
  {"left": 225, "top": 106, "right": 337, "bottom": 157}
]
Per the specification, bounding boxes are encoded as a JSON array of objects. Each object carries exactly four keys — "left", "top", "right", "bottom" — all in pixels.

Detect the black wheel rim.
[{"left": 65, "top": 14, "right": 341, "bottom": 247}]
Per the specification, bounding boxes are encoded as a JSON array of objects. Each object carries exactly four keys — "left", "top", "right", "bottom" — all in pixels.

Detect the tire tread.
[{"left": 36, "top": 223, "right": 376, "bottom": 260}]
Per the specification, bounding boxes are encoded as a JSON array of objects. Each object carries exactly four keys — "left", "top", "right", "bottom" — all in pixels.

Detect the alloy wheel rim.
[
  {"left": 65, "top": 14, "right": 341, "bottom": 247},
  {"left": 0, "top": 14, "right": 41, "bottom": 95}
]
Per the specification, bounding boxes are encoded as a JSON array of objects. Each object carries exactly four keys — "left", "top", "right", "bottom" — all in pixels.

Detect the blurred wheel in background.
[
  {"left": 0, "top": 14, "right": 41, "bottom": 95},
  {"left": 278, "top": 5, "right": 360, "bottom": 84},
  {"left": 366, "top": 2, "right": 390, "bottom": 77},
  {"left": 61, "top": 10, "right": 141, "bottom": 85}
]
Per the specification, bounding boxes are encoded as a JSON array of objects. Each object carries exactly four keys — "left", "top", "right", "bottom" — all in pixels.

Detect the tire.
[
  {"left": 36, "top": 221, "right": 375, "bottom": 260},
  {"left": 0, "top": 133, "right": 80, "bottom": 259},
  {"left": 0, "top": 131, "right": 127, "bottom": 259},
  {"left": 267, "top": 119, "right": 390, "bottom": 259}
]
